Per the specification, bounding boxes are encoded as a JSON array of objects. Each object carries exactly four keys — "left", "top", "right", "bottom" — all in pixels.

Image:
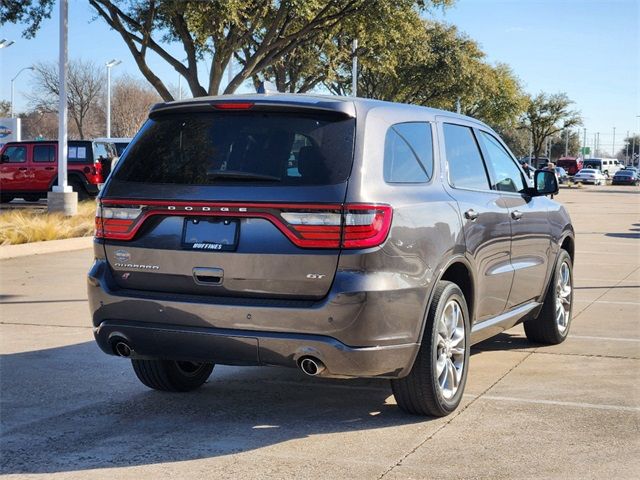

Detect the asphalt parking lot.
[{"left": 1, "top": 185, "right": 638, "bottom": 479}]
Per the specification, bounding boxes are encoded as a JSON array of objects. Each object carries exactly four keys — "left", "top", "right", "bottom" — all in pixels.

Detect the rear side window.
[
  {"left": 443, "top": 124, "right": 489, "bottom": 191},
  {"left": 114, "top": 112, "right": 356, "bottom": 186},
  {"left": 1, "top": 146, "right": 26, "bottom": 163},
  {"left": 384, "top": 122, "right": 433, "bottom": 183},
  {"left": 33, "top": 145, "right": 55, "bottom": 163},
  {"left": 477, "top": 131, "right": 526, "bottom": 193}
]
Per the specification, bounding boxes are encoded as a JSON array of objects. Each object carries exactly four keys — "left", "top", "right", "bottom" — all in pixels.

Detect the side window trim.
[{"left": 442, "top": 122, "right": 493, "bottom": 193}]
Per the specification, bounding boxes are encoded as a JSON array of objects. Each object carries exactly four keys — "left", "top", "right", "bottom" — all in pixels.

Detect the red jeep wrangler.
[{"left": 0, "top": 140, "right": 116, "bottom": 202}]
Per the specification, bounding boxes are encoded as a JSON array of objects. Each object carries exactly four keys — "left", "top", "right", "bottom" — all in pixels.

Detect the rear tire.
[
  {"left": 391, "top": 281, "right": 470, "bottom": 417},
  {"left": 131, "top": 359, "right": 214, "bottom": 392},
  {"left": 524, "top": 249, "right": 573, "bottom": 345},
  {"left": 69, "top": 179, "right": 90, "bottom": 201},
  {"left": 1, "top": 194, "right": 14, "bottom": 203}
]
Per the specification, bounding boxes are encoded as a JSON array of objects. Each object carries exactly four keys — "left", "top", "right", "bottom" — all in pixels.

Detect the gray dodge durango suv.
[{"left": 88, "top": 94, "right": 574, "bottom": 416}]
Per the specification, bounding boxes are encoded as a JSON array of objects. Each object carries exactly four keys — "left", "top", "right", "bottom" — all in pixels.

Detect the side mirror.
[{"left": 533, "top": 170, "right": 559, "bottom": 196}]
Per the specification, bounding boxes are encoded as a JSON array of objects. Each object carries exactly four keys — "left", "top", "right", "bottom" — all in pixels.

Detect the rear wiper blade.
[{"left": 206, "top": 170, "right": 280, "bottom": 182}]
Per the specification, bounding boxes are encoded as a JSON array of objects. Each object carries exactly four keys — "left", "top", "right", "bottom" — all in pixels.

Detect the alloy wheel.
[
  {"left": 555, "top": 261, "right": 572, "bottom": 334},
  {"left": 436, "top": 300, "right": 466, "bottom": 400}
]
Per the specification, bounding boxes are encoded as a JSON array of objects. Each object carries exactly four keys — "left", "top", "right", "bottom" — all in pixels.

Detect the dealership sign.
[{"left": 0, "top": 118, "right": 21, "bottom": 147}]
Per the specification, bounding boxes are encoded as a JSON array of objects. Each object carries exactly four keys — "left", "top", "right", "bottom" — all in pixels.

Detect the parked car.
[
  {"left": 555, "top": 166, "right": 569, "bottom": 184},
  {"left": 573, "top": 168, "right": 606, "bottom": 185},
  {"left": 557, "top": 157, "right": 583, "bottom": 175},
  {"left": 623, "top": 166, "right": 638, "bottom": 174},
  {"left": 582, "top": 158, "right": 622, "bottom": 177},
  {"left": 88, "top": 94, "right": 574, "bottom": 417},
  {"left": 0, "top": 140, "right": 117, "bottom": 202},
  {"left": 612, "top": 169, "right": 639, "bottom": 185}
]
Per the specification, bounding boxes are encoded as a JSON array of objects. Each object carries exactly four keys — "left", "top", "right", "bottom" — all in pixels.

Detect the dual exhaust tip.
[
  {"left": 113, "top": 339, "right": 132, "bottom": 358},
  {"left": 299, "top": 356, "right": 325, "bottom": 376}
]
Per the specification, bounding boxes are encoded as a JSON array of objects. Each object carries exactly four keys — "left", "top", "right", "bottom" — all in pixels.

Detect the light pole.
[
  {"left": 612, "top": 127, "right": 616, "bottom": 156},
  {"left": 105, "top": 59, "right": 122, "bottom": 138},
  {"left": 10, "top": 66, "right": 34, "bottom": 118},
  {"left": 0, "top": 39, "right": 15, "bottom": 49},
  {"left": 48, "top": 0, "right": 77, "bottom": 216}
]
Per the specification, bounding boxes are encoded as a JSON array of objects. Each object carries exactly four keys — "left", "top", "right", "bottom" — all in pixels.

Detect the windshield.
[
  {"left": 113, "top": 111, "right": 355, "bottom": 186},
  {"left": 579, "top": 169, "right": 597, "bottom": 174}
]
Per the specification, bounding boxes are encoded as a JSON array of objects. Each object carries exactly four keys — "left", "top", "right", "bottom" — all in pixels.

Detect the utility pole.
[
  {"left": 612, "top": 127, "right": 616, "bottom": 156},
  {"left": 529, "top": 131, "right": 533, "bottom": 161},
  {"left": 48, "top": 0, "right": 76, "bottom": 215},
  {"left": 583, "top": 128, "right": 587, "bottom": 158},
  {"left": 564, "top": 129, "right": 569, "bottom": 157},
  {"left": 626, "top": 130, "right": 630, "bottom": 164},
  {"left": 351, "top": 39, "right": 358, "bottom": 97}
]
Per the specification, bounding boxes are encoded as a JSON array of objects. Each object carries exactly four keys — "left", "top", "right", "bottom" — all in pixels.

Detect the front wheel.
[
  {"left": 131, "top": 359, "right": 214, "bottom": 392},
  {"left": 391, "top": 281, "right": 470, "bottom": 416},
  {"left": 524, "top": 249, "right": 573, "bottom": 344}
]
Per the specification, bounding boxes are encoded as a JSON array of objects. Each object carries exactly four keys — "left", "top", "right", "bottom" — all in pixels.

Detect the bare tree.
[
  {"left": 21, "top": 107, "right": 59, "bottom": 140},
  {"left": 29, "top": 59, "right": 104, "bottom": 139},
  {"left": 111, "top": 75, "right": 160, "bottom": 137}
]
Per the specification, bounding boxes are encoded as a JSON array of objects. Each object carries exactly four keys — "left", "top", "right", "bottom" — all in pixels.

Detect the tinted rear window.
[{"left": 113, "top": 112, "right": 355, "bottom": 186}]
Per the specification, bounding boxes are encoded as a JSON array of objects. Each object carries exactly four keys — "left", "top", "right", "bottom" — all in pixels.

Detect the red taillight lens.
[
  {"left": 95, "top": 205, "right": 143, "bottom": 239},
  {"left": 342, "top": 205, "right": 393, "bottom": 249},
  {"left": 280, "top": 210, "right": 342, "bottom": 248}
]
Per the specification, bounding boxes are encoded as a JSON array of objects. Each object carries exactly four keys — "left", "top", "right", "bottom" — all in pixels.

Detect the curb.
[{"left": 0, "top": 236, "right": 93, "bottom": 260}]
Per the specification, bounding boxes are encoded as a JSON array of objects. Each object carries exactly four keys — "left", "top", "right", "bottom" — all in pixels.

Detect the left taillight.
[{"left": 95, "top": 205, "right": 143, "bottom": 239}]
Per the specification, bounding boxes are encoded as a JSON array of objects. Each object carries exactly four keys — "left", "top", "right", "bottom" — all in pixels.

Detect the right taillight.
[{"left": 341, "top": 204, "right": 393, "bottom": 249}]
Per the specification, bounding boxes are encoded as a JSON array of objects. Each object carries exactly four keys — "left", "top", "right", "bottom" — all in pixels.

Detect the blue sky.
[{"left": 1, "top": 0, "right": 638, "bottom": 153}]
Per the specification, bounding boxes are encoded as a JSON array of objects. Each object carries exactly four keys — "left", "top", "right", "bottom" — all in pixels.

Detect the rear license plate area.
[{"left": 182, "top": 218, "right": 239, "bottom": 251}]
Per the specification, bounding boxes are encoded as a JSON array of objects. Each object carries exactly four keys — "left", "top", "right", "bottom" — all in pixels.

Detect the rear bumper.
[
  {"left": 94, "top": 320, "right": 417, "bottom": 378},
  {"left": 88, "top": 259, "right": 424, "bottom": 378}
]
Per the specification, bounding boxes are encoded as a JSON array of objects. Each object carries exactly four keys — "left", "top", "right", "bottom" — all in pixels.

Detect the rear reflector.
[{"left": 96, "top": 201, "right": 392, "bottom": 249}]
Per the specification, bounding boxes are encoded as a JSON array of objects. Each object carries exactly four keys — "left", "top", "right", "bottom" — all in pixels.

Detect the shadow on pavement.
[
  {"left": 0, "top": 341, "right": 414, "bottom": 474},
  {"left": 0, "top": 333, "right": 534, "bottom": 474}
]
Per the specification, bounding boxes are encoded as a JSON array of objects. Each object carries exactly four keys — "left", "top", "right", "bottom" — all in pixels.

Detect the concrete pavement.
[{"left": 1, "top": 185, "right": 638, "bottom": 479}]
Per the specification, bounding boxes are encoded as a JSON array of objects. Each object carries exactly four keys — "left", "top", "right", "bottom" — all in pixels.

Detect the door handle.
[
  {"left": 464, "top": 209, "right": 479, "bottom": 221},
  {"left": 44, "top": 167, "right": 55, "bottom": 170},
  {"left": 511, "top": 210, "right": 523, "bottom": 220},
  {"left": 18, "top": 167, "right": 27, "bottom": 171}
]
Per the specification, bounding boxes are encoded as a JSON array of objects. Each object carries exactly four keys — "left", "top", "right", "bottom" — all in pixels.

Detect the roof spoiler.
[{"left": 149, "top": 98, "right": 356, "bottom": 119}]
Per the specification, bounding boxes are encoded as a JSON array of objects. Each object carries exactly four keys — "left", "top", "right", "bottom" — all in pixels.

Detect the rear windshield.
[
  {"left": 67, "top": 142, "right": 94, "bottom": 163},
  {"left": 113, "top": 111, "right": 355, "bottom": 186}
]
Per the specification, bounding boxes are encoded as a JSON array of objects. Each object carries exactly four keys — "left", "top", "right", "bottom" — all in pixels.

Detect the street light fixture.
[
  {"left": 105, "top": 59, "right": 122, "bottom": 138},
  {"left": 0, "top": 39, "right": 15, "bottom": 49},
  {"left": 10, "top": 66, "right": 34, "bottom": 118}
]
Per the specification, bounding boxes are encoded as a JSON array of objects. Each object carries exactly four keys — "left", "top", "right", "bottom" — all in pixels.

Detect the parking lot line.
[
  {"left": 569, "top": 334, "right": 640, "bottom": 343},
  {"left": 476, "top": 395, "right": 640, "bottom": 412},
  {"left": 574, "top": 299, "right": 640, "bottom": 305}
]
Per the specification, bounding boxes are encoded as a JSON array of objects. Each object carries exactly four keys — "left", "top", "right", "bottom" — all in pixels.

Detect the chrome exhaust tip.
[
  {"left": 299, "top": 357, "right": 326, "bottom": 376},
  {"left": 114, "top": 341, "right": 132, "bottom": 358}
]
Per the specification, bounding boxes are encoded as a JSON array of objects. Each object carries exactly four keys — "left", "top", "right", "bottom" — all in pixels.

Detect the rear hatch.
[{"left": 97, "top": 101, "right": 385, "bottom": 300}]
